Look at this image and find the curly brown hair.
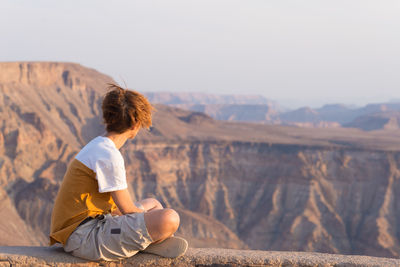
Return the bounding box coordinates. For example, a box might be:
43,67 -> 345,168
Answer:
101,83 -> 153,133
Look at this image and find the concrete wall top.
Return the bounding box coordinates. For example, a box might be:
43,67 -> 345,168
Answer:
1,246 -> 400,267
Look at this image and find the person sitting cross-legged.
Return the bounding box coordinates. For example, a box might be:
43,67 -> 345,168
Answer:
49,84 -> 188,261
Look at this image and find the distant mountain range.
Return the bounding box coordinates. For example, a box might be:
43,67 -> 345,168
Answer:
144,93 -> 400,131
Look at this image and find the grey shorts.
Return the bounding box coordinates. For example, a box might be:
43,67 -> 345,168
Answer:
64,213 -> 153,261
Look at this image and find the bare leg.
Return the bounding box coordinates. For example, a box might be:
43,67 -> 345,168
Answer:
144,208 -> 180,243
135,198 -> 163,212
142,208 -> 187,258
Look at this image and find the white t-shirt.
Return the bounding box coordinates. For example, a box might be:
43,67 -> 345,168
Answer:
75,136 -> 127,193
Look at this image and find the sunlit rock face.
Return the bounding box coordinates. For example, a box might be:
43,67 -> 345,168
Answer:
124,141 -> 400,257
1,62 -> 400,258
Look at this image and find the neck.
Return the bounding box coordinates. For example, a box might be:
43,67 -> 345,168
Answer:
104,131 -> 129,149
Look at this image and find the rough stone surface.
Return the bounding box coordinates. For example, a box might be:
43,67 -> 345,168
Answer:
0,247 -> 400,267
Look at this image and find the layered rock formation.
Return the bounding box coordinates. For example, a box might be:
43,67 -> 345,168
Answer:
0,62 -> 246,249
146,92 -> 400,130
344,111 -> 400,131
1,62 -> 400,258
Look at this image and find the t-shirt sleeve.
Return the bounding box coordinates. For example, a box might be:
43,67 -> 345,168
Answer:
94,158 -> 128,193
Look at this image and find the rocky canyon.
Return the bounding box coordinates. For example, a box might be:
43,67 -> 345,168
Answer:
1,62 -> 400,258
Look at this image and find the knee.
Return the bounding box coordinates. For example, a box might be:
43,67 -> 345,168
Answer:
152,198 -> 163,209
145,198 -> 163,210
144,208 -> 180,241
160,208 -> 180,233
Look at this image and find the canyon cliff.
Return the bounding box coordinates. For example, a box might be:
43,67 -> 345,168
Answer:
1,62 -> 400,258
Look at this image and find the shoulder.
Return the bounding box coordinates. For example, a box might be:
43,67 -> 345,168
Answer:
99,138 -> 124,163
100,147 -> 124,165
76,136 -> 124,169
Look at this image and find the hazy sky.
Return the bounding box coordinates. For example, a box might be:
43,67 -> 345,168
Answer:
1,0 -> 400,108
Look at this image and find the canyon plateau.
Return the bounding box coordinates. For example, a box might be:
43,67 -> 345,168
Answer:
1,62 -> 400,259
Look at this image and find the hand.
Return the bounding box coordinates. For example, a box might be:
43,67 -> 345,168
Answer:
111,189 -> 144,214
111,207 -> 123,216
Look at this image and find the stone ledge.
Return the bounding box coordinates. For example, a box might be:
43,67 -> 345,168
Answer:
0,246 -> 399,267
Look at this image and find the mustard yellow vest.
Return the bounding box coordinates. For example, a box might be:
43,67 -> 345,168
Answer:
50,159 -> 116,245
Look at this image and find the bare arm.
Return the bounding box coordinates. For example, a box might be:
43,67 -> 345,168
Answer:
111,189 -> 144,215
